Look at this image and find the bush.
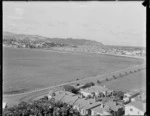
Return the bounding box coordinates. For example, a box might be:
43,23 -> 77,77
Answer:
113,75 -> 116,79
76,83 -> 80,86
63,85 -> 79,94
106,78 -> 109,81
130,71 -> 132,73
119,73 -> 122,77
82,82 -> 95,89
97,80 -> 101,84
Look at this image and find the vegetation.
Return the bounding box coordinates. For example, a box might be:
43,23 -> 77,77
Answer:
125,72 -> 128,75
97,80 -> 101,84
63,85 -> 79,94
76,83 -> 80,86
3,97 -> 84,116
113,75 -> 117,79
106,78 -> 109,81
3,31 -> 104,49
81,82 -> 95,89
119,73 -> 122,77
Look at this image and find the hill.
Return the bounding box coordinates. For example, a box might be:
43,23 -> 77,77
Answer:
3,31 -> 104,48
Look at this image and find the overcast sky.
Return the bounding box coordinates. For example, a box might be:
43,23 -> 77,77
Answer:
3,1 -> 146,47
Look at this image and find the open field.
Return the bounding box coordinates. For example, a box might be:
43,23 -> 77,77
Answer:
3,47 -> 145,94
102,70 -> 146,92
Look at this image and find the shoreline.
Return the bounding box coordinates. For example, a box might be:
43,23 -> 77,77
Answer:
3,46 -> 146,60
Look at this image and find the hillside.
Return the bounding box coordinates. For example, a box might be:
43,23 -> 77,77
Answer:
3,31 -> 104,48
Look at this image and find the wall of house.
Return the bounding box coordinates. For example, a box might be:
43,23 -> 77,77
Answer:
91,110 -> 103,116
125,105 -> 144,115
80,91 -> 91,97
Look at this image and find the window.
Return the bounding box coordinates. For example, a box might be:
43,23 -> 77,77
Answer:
130,108 -> 133,111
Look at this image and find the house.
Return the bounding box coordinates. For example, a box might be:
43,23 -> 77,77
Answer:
79,85 -> 110,98
91,101 -> 124,116
125,101 -> 146,115
91,104 -> 111,116
73,98 -> 102,115
123,91 -> 140,103
3,102 -> 7,109
52,91 -> 77,104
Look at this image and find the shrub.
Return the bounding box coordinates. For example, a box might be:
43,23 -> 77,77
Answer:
76,78 -> 79,81
97,80 -> 101,84
130,71 -> 132,73
125,72 -> 128,75
82,82 -> 95,89
119,73 -> 122,77
106,78 -> 109,81
113,75 -> 116,79
76,83 -> 80,86
63,85 -> 79,94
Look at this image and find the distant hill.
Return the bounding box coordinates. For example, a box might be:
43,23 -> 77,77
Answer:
3,31 -> 104,47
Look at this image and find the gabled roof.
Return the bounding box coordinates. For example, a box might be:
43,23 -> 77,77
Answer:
73,98 -> 101,110
91,104 -> 110,114
105,101 -> 123,111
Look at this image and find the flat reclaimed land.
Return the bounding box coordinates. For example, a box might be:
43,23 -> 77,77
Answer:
102,70 -> 146,92
3,47 -> 145,94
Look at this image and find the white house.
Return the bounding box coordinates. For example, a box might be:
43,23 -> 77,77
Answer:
3,102 -> 7,109
79,85 -> 110,98
125,101 -> 146,115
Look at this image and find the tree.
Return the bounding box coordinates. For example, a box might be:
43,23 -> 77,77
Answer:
113,75 -> 117,79
76,83 -> 80,86
97,80 -> 101,84
119,73 -> 122,77
106,78 -> 109,81
125,72 -> 128,75
82,82 -> 95,89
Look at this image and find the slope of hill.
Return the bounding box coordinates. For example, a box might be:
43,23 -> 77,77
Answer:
3,31 -> 104,48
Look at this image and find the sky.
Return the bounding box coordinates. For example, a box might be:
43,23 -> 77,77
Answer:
3,1 -> 146,47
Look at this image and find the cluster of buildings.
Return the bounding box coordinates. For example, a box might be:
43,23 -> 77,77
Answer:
102,48 -> 146,57
48,85 -> 146,116
54,46 -> 146,58
3,39 -> 65,49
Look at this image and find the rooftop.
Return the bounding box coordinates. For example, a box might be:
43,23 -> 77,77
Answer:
126,101 -> 146,112
80,85 -> 109,93
91,104 -> 110,114
105,101 -> 123,111
74,98 -> 102,110
124,91 -> 140,98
